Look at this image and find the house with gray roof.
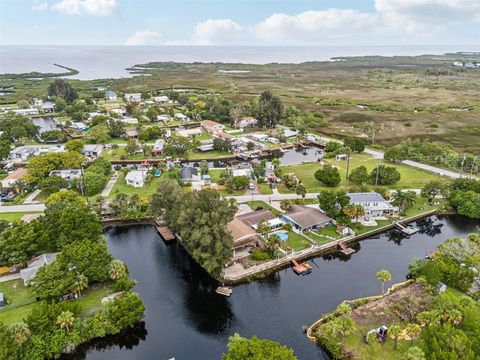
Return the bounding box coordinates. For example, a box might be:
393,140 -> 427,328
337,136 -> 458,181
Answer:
347,192 -> 394,218
20,253 -> 59,285
280,205 -> 332,233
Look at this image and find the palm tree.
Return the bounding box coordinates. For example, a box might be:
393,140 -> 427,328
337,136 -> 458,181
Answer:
265,235 -> 281,255
342,204 -> 357,218
405,323 -> 421,343
295,183 -> 306,202
417,310 -> 440,327
71,274 -> 88,298
280,199 -> 292,212
56,311 -> 75,332
375,269 -> 392,296
322,319 -> 341,338
9,322 -> 30,346
355,205 -> 365,222
392,190 -> 417,214
337,315 -> 355,337
388,324 -> 402,350
335,303 -> 352,316
108,259 -> 127,280
405,346 -> 426,360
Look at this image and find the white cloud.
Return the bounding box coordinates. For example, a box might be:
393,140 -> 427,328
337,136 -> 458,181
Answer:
193,19 -> 242,45
253,9 -> 379,43
31,1 -> 49,11
51,0 -> 117,16
126,31 -> 162,46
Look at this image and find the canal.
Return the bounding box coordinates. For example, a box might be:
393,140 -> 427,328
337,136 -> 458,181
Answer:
70,215 -> 479,360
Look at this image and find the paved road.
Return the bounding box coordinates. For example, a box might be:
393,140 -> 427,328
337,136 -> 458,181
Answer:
363,148 -> 474,179
0,204 -> 46,213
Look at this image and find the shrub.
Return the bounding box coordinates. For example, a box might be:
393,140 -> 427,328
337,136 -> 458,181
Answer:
251,249 -> 271,261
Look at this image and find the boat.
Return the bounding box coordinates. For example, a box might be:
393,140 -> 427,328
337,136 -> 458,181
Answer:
215,286 -> 233,296
292,259 -> 312,275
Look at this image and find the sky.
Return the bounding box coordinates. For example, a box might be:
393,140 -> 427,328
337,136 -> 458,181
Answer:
0,0 -> 479,46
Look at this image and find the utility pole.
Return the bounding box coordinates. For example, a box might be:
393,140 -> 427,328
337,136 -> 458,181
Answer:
375,159 -> 381,186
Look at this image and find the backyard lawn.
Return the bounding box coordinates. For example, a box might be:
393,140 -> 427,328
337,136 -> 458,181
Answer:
108,171 -> 164,198
279,231 -> 310,251
246,201 -> 281,216
0,212 -> 42,222
279,153 -> 445,193
258,182 -> 273,195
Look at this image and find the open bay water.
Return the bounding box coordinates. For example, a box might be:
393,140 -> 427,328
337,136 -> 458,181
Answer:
0,45 -> 476,80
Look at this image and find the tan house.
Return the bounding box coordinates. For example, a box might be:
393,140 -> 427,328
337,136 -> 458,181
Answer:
227,218 -> 259,258
201,120 -> 225,134
1,168 -> 28,189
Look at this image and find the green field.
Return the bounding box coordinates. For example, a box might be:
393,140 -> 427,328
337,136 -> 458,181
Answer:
279,153 -> 444,193
108,171 -> 164,198
258,182 -> 274,195
0,212 -> 43,222
246,201 -> 280,216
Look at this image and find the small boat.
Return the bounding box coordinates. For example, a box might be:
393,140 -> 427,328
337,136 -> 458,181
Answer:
215,286 -> 233,296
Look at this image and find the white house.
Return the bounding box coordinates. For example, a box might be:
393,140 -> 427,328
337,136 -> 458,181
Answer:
8,146 -> 38,161
15,108 -> 39,116
120,116 -> 139,125
152,139 -> 165,154
238,117 -> 258,129
347,192 -> 395,218
105,91 -> 118,101
156,115 -> 171,123
82,144 -> 104,158
154,95 -> 170,103
125,170 -> 147,188
267,137 -> 279,144
201,120 -> 225,134
249,133 -> 268,142
124,93 -> 141,102
42,102 -> 55,113
49,169 -> 81,182
283,129 -> 298,138
174,113 -> 189,122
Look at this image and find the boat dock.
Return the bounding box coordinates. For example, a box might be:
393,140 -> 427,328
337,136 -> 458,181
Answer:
338,240 -> 355,255
393,221 -> 419,236
215,286 -> 232,296
291,259 -> 312,275
155,222 -> 176,241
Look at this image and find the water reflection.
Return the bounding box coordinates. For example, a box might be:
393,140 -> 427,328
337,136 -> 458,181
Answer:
417,217 -> 443,237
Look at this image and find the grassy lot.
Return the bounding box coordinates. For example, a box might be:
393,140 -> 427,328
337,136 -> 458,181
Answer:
246,201 -> 281,216
258,182 -> 273,195
314,225 -> 341,239
208,169 -> 223,183
0,212 -> 43,222
279,153 -> 445,193
108,171 -> 163,198
186,150 -> 231,159
279,231 -> 310,251
402,198 -> 448,218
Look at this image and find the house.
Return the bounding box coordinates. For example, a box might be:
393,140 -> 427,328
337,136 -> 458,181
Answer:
216,131 -> 233,141
37,145 -> 65,155
176,127 -> 203,137
8,146 -> 38,161
156,115 -> 171,123
174,113 -> 189,122
152,139 -> 165,154
124,129 -> 138,138
249,133 -> 268,142
267,137 -> 279,144
20,253 -> 59,285
82,144 -> 104,158
49,169 -> 81,182
154,95 -> 170,103
238,117 -> 258,129
42,102 -> 55,113
227,218 -> 260,258
120,116 -> 139,125
125,170 -> 147,188
124,93 -> 141,102
197,139 -> 214,152
15,108 -> 39,116
201,120 -> 225,134
283,129 -> 298,138
306,134 -> 317,142
105,90 -> 118,101
71,122 -> 88,131
280,205 -> 332,232
237,209 -> 282,230
1,168 -> 28,189
180,167 -> 200,183
110,108 -> 126,116
347,192 -> 395,218
336,154 -> 348,161
265,162 -> 275,177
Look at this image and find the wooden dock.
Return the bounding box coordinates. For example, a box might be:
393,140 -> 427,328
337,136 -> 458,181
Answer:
156,224 -> 176,241
291,259 -> 312,275
393,221 -> 419,236
338,240 -> 355,255
215,286 -> 232,296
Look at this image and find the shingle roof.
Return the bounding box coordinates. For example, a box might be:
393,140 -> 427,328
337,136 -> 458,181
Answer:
227,218 -> 257,245
237,209 -> 276,227
283,205 -> 332,229
180,167 -> 198,180
348,192 -> 387,203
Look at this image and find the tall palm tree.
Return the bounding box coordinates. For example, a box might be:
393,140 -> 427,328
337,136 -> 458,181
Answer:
56,311 -> 75,332
265,235 -> 281,255
388,324 -> 402,350
108,259 -> 127,280
9,322 -> 30,346
392,190 -> 417,214
335,303 -> 352,316
295,183 -> 306,202
355,205 -> 365,222
71,274 -> 88,298
375,269 -> 392,296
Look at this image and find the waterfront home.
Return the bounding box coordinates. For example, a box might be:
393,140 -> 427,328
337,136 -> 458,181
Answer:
201,120 -> 225,134
180,167 -> 200,183
110,108 -> 127,116
283,129 -> 298,138
82,144 -> 104,159
249,133 -> 268,142
124,93 -> 141,102
265,162 -> 275,177
238,116 -> 258,129
15,108 -> 39,116
174,113 -> 189,122
49,169 -> 81,182
237,209 -> 282,231
1,168 -> 28,189
125,170 -> 147,188
36,145 -> 65,155
306,134 -> 317,142
280,205 -> 333,233
267,137 -> 279,144
120,116 -> 139,125
176,127 -> 203,137
216,131 -> 233,141
227,218 -> 260,258
105,90 -> 118,100
152,139 -> 165,154
42,102 -> 55,113
347,192 -> 395,218
154,95 -> 170,103
20,253 -> 59,286
71,122 -> 88,131
8,146 -> 38,161
197,139 -> 214,152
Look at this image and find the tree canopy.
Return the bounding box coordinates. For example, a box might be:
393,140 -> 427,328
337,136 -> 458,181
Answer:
222,334 -> 297,360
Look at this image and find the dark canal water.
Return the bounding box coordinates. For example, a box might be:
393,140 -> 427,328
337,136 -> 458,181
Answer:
70,215 -> 479,360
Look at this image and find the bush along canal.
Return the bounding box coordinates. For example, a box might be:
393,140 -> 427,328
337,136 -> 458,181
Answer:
66,215 -> 479,360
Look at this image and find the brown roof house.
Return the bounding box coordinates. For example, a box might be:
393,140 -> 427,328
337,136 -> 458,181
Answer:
280,205 -> 332,232
237,209 -> 283,230
227,218 -> 260,258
